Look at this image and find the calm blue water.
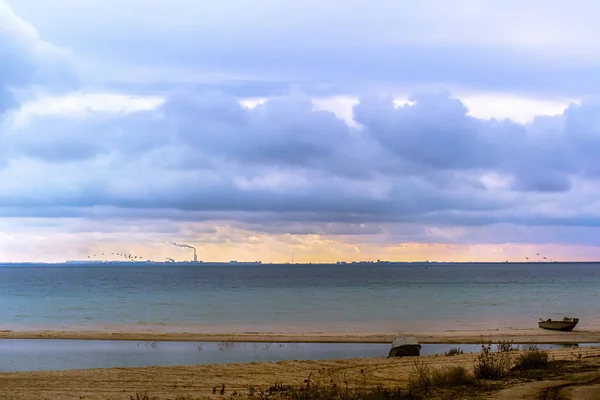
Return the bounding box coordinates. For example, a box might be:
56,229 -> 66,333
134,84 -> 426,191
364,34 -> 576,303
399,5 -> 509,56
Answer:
0,340 -> 589,372
1,262 -> 599,332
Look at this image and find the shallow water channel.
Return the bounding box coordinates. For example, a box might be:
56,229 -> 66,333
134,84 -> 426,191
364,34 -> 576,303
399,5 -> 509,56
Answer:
0,340 -> 591,372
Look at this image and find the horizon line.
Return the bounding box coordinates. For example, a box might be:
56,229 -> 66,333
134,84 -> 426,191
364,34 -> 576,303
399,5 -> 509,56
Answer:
1,260 -> 599,265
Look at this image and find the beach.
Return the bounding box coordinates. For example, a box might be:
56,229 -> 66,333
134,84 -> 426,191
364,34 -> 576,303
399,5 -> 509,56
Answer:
3,263 -> 600,397
1,346 -> 599,400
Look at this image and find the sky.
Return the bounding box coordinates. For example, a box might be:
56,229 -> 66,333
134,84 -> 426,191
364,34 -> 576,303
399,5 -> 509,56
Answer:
2,0 -> 600,263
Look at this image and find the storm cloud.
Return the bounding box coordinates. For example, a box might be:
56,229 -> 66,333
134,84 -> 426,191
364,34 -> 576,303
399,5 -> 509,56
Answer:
4,1 -> 600,262
3,87 -> 599,229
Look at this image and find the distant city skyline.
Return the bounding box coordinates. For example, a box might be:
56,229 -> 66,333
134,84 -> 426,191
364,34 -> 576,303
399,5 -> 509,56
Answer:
3,1 -> 600,263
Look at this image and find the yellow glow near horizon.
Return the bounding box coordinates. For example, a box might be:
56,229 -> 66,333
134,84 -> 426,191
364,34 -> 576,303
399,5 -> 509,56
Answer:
2,226 -> 600,263
2,219 -> 599,263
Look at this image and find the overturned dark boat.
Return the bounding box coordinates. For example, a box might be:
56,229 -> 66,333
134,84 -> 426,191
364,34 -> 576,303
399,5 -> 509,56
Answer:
388,336 -> 422,357
538,317 -> 579,332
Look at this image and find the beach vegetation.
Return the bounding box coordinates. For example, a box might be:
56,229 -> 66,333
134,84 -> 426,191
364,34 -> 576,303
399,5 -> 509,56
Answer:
430,365 -> 477,387
496,340 -> 516,353
512,345 -> 549,372
443,347 -> 463,356
125,344 -> 593,400
130,394 -> 150,400
407,360 -> 477,395
252,361 -> 479,400
571,352 -> 584,362
473,340 -> 512,380
259,379 -> 420,399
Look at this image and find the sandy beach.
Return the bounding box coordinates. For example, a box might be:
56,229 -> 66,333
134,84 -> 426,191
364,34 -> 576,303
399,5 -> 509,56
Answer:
2,328 -> 600,344
1,346 -> 599,400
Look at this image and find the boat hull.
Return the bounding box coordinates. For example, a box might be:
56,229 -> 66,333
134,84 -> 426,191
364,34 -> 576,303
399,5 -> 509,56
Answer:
538,318 -> 579,332
388,344 -> 422,357
388,336 -> 422,357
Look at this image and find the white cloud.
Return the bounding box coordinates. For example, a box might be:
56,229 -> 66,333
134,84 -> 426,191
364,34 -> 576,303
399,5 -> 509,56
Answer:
459,93 -> 576,123
311,93 -> 575,125
312,96 -> 360,127
239,98 -> 268,109
10,92 -> 164,128
478,173 -> 513,191
8,91 -> 573,131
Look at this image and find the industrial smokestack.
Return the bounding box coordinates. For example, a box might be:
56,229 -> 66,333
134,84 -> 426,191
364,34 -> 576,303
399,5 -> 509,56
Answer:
170,242 -> 198,262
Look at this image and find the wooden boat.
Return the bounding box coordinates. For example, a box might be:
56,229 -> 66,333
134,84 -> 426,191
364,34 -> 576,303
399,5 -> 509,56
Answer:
388,336 -> 422,357
538,317 -> 579,332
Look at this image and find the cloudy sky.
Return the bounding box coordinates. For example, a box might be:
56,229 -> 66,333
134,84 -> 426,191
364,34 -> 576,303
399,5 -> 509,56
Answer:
3,0 -> 600,263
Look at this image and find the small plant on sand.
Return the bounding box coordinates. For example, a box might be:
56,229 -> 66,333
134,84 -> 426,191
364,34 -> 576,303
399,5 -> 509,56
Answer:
473,340 -> 512,380
444,347 -> 463,357
260,372 -> 423,400
496,340 -> 516,353
262,382 -> 418,400
571,352 -> 583,362
408,359 -> 433,393
512,345 -> 549,372
431,366 -> 477,387
130,394 -> 150,400
408,360 -> 477,395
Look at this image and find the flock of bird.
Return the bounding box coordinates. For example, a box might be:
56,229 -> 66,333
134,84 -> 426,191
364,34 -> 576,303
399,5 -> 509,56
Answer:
87,254 -> 178,262
525,253 -> 553,262
87,253 -> 144,260
87,253 -> 553,263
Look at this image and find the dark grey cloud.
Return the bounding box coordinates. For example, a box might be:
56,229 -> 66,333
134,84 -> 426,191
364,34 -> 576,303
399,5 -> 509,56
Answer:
5,87 -> 598,234
164,90 -> 354,170
425,223 -> 600,247
354,91 -> 505,170
10,109 -> 166,163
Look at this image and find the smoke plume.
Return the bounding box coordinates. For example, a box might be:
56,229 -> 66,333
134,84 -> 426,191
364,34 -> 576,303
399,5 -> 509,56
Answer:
170,241 -> 196,250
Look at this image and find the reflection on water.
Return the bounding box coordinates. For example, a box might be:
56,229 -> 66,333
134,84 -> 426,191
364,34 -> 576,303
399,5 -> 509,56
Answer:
0,340 -> 594,372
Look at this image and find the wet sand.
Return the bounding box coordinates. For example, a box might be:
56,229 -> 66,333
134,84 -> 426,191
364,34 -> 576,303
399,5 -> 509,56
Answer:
1,346 -> 599,400
2,328 -> 600,344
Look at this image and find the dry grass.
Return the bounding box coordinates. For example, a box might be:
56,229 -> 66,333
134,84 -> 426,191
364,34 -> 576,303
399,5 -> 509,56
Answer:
473,341 -> 513,380
512,345 -> 549,372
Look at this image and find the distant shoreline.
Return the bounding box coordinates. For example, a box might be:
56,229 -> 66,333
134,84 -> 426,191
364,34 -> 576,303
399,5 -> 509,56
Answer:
1,261 -> 600,266
2,328 -> 600,344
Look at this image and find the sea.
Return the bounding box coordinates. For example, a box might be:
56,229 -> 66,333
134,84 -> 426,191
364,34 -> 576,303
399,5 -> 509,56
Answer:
2,262 -> 599,333
1,262 -> 599,371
